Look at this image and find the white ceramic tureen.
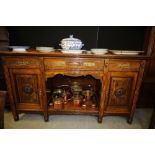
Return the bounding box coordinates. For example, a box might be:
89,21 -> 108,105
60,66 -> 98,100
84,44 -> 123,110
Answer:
59,35 -> 84,50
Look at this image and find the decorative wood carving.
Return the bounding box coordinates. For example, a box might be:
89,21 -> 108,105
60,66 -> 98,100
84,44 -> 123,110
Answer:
23,85 -> 33,94
107,77 -> 133,106
4,57 -> 41,68
114,88 -> 126,97
15,75 -> 38,103
108,60 -> 141,71
1,52 -> 148,123
45,71 -> 104,81
44,58 -> 104,71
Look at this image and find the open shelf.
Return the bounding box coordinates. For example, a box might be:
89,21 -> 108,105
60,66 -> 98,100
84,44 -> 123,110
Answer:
46,74 -> 101,115
48,100 -> 99,114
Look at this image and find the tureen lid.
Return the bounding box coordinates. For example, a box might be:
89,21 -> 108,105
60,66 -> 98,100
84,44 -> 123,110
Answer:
61,35 -> 81,42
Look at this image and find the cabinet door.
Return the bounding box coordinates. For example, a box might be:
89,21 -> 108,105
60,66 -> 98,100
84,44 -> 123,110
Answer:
104,72 -> 138,114
9,68 -> 44,111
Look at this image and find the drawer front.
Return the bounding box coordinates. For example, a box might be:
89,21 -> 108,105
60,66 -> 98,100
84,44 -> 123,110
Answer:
108,60 -> 141,71
44,58 -> 104,71
3,57 -> 41,68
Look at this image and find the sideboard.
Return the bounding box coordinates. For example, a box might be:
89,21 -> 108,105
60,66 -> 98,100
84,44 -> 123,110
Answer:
0,51 -> 150,123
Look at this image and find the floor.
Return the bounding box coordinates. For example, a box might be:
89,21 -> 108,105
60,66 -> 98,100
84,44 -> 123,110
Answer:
4,108 -> 153,129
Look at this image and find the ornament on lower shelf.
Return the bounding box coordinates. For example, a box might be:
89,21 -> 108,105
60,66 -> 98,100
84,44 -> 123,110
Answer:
53,96 -> 63,110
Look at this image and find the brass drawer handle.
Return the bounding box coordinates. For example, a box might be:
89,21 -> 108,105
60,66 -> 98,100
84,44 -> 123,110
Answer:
16,61 -> 29,66
117,64 -> 130,69
52,61 -> 66,67
68,62 -> 80,66
83,62 -> 96,67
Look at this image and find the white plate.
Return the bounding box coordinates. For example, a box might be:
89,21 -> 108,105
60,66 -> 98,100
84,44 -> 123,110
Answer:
121,50 -> 144,53
121,52 -> 140,55
93,52 -> 108,55
9,46 -> 30,52
111,50 -> 144,55
61,50 -> 83,54
36,47 -> 55,52
91,48 -> 108,54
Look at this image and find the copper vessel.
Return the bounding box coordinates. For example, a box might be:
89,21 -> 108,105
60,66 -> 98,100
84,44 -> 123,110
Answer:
71,82 -> 82,95
53,96 -> 63,110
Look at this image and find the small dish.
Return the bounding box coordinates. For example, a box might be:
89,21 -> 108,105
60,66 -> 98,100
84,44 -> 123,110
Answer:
9,46 -> 30,52
91,48 -> 108,55
36,47 -> 55,52
111,50 -> 144,55
121,52 -> 140,55
121,50 -> 144,55
111,50 -> 122,55
61,50 -> 83,54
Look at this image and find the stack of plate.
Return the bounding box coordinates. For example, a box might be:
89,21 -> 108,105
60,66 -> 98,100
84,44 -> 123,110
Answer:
91,49 -> 108,55
36,47 -> 55,52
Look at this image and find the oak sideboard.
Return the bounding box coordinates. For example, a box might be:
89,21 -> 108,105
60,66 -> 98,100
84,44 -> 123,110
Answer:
0,51 -> 150,123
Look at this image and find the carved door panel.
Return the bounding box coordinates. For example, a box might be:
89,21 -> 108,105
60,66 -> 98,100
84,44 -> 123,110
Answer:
104,72 -> 138,114
9,68 -> 44,111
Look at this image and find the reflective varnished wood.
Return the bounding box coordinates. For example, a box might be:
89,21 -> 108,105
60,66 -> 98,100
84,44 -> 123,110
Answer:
0,91 -> 6,129
149,109 -> 155,128
0,51 -> 149,123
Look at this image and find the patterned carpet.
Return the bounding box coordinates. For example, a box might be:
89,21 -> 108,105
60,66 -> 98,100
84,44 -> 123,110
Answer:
4,108 -> 153,129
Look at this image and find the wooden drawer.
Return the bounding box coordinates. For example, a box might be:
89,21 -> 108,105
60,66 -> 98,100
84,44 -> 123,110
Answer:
3,57 -> 41,68
108,60 -> 141,71
44,58 -> 104,71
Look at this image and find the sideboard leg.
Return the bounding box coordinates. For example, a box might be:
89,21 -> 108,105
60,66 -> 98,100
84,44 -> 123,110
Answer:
44,113 -> 49,122
98,117 -> 102,123
13,113 -> 19,121
149,109 -> 155,129
127,116 -> 133,124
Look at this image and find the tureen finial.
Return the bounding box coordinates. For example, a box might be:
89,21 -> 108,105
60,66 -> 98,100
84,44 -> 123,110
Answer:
70,35 -> 73,38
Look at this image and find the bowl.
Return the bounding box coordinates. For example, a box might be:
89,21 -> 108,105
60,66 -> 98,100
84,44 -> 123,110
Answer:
9,46 -> 30,52
36,47 -> 55,52
91,48 -> 108,54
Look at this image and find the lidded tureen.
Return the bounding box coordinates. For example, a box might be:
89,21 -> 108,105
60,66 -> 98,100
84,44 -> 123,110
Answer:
59,35 -> 84,50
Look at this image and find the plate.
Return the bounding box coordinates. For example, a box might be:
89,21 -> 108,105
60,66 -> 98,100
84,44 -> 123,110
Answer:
36,47 -> 55,52
9,46 -> 30,52
111,50 -> 144,55
121,52 -> 140,55
91,48 -> 108,55
61,50 -> 84,54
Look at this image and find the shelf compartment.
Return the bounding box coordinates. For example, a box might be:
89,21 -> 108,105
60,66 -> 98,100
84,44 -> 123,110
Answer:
48,101 -> 99,114
46,74 -> 101,115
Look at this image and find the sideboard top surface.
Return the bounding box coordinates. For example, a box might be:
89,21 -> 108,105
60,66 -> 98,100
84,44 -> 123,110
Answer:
0,51 -> 151,60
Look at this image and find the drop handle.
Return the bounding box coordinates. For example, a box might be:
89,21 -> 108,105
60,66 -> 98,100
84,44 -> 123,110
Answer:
117,64 -> 130,69
68,62 -> 80,66
16,60 -> 29,65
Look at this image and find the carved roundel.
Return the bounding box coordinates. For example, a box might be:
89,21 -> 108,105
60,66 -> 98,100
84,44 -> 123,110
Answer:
23,85 -> 33,94
114,88 -> 126,97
